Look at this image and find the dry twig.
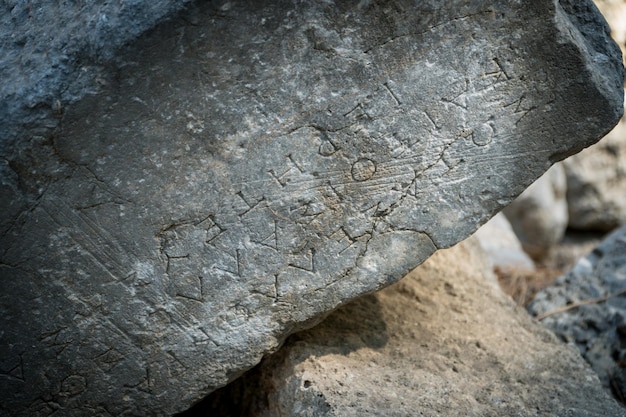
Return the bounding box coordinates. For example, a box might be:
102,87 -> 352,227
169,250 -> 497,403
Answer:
534,288 -> 626,321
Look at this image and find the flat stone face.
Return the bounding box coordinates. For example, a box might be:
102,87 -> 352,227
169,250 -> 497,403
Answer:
0,1 -> 622,415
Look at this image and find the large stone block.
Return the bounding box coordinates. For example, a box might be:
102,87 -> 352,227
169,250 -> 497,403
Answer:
0,0 -> 623,415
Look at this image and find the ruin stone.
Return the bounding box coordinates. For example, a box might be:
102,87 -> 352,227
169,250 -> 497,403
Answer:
0,0 -> 623,415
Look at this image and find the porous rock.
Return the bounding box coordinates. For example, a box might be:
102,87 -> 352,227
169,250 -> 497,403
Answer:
529,226 -> 626,403
0,0 -> 623,415
187,237 -> 625,417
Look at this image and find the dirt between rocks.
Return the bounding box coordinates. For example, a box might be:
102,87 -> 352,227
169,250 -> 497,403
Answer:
496,230 -> 606,307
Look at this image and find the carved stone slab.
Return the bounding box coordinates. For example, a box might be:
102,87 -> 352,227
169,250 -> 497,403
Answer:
0,0 -> 622,415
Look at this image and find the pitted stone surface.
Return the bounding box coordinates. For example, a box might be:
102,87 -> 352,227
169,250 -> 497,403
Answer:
0,0 -> 623,415
529,226 -> 626,403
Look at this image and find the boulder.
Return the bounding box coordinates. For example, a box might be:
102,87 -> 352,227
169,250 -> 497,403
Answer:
186,237 -> 625,417
0,0 -> 623,415
593,0 -> 626,69
562,0 -> 626,232
503,164 -> 568,259
529,226 -> 626,403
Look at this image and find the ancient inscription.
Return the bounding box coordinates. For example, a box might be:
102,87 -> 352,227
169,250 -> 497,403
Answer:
61,375 -> 87,397
3,0 -> 622,415
472,123 -> 494,146
351,158 -> 377,182
0,354 -> 24,382
94,348 -> 126,372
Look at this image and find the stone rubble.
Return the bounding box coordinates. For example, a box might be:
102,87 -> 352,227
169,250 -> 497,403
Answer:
529,226 -> 626,404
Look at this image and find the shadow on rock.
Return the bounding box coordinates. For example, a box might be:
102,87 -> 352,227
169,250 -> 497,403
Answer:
178,293 -> 388,417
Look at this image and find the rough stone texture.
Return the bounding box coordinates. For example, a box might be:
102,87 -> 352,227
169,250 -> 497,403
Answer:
594,0 -> 626,69
503,164 -> 568,259
186,237 -> 625,417
474,212 -> 535,270
0,1 -> 623,415
561,0 -> 626,232
563,100 -> 626,231
0,0 -> 192,148
529,226 -> 626,404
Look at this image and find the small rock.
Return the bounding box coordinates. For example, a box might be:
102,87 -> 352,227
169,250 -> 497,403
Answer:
503,164 -> 568,259
529,226 -> 626,403
474,212 -> 535,270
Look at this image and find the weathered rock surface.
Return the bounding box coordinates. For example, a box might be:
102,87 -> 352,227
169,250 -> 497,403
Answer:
0,0 -> 191,147
0,1 -> 623,415
186,237 -> 625,417
594,0 -> 626,69
529,226 -> 626,404
503,164 -> 568,258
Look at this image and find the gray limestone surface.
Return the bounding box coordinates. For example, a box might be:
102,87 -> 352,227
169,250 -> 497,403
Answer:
187,237 -> 625,417
0,0 -> 623,415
